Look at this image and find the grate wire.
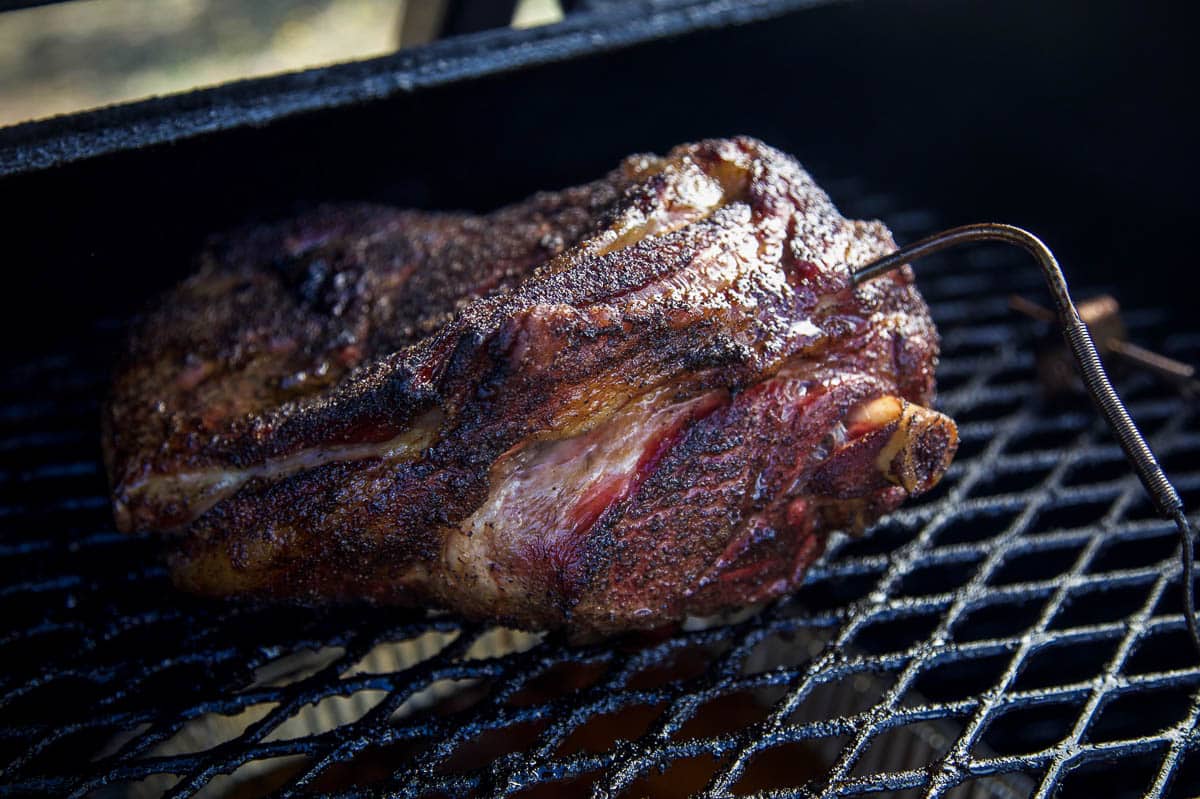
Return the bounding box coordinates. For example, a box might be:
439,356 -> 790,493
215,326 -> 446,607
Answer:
0,184 -> 1197,799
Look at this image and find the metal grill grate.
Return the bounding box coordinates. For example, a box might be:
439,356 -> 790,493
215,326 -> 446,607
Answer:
1,182 -> 1198,799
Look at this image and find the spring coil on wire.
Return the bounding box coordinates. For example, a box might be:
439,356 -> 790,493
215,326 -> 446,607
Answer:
1063,321 -> 1183,512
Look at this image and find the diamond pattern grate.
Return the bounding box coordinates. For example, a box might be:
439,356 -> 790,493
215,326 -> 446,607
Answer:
0,183 -> 1197,799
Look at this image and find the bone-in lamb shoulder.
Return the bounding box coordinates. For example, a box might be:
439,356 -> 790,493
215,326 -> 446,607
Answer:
103,137 -> 957,638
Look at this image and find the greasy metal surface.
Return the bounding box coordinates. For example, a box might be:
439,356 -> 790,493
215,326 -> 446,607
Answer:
0,0 -> 837,177
1,185 -> 1199,798
853,224 -> 1200,654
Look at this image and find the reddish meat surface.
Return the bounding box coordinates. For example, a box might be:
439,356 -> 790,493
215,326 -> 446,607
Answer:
103,137 -> 957,638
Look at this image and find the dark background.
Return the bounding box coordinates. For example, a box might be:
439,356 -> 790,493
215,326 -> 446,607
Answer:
3,0 -> 1196,352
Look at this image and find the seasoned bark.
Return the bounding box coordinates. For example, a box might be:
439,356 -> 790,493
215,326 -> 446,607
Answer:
104,137 -> 956,638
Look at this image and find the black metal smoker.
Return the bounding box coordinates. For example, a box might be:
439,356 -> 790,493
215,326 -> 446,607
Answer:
1,2 -> 1197,797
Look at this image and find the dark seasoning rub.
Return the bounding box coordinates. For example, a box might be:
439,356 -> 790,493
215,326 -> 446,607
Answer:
102,137 -> 957,638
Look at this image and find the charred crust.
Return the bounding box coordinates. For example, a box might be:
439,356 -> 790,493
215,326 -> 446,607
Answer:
106,137 -> 952,637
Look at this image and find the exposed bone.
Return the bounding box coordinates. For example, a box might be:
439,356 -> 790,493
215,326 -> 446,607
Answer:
809,396 -> 957,500
846,394 -> 904,431
873,399 -> 957,494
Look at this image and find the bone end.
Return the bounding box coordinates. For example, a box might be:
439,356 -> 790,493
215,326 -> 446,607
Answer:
871,399 -> 958,494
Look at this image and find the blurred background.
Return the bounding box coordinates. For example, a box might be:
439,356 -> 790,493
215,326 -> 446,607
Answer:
2,0 -> 1195,335
0,0 -> 563,127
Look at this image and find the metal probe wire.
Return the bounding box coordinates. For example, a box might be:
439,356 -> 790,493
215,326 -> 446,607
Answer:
851,223 -> 1200,654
